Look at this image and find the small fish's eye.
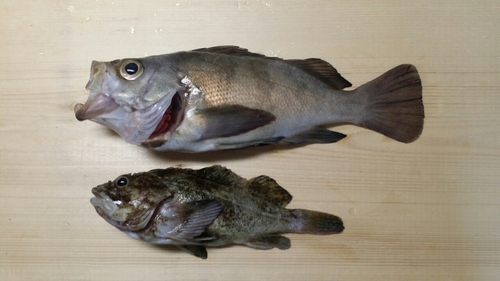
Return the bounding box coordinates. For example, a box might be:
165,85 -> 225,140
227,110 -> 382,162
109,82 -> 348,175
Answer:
120,60 -> 143,80
115,176 -> 129,187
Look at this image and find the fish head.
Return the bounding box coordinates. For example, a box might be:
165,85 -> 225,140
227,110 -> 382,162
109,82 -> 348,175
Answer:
90,171 -> 172,231
75,57 -> 185,145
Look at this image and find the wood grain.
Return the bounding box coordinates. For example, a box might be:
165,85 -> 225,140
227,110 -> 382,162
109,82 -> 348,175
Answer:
1,1 -> 499,280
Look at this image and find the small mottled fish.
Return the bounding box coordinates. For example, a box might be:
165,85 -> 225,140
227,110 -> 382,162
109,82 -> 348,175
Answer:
90,165 -> 344,259
75,46 -> 424,152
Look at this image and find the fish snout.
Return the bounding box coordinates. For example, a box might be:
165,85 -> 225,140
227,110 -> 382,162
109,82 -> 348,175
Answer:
77,60 -> 121,121
90,188 -> 106,208
85,61 -> 105,91
91,187 -> 101,198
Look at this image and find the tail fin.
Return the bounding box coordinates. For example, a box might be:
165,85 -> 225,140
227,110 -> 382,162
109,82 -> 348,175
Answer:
355,64 -> 424,143
291,209 -> 344,235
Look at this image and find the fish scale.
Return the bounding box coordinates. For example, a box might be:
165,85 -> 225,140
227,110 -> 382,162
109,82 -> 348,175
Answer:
75,46 -> 424,152
90,165 -> 344,259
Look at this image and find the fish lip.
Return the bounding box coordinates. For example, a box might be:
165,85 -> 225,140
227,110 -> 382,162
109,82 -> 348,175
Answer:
90,190 -> 114,210
91,188 -> 101,198
74,93 -> 119,121
142,92 -> 185,147
76,61 -> 121,121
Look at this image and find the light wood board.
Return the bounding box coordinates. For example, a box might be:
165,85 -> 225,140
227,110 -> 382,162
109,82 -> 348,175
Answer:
1,1 -> 499,280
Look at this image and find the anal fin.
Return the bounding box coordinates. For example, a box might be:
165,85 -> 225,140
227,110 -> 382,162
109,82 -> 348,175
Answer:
246,234 -> 291,250
176,245 -> 208,259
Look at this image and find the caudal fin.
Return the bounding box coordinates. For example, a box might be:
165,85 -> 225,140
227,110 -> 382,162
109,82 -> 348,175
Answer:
355,64 -> 424,143
291,209 -> 344,235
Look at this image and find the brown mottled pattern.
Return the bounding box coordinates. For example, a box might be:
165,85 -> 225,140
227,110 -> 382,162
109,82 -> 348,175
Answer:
90,166 -> 343,257
150,166 -> 293,244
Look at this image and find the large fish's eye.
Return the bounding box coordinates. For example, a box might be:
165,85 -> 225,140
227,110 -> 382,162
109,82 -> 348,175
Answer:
114,176 -> 129,188
119,60 -> 143,80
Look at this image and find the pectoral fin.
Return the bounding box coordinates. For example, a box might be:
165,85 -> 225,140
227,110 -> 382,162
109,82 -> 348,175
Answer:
280,127 -> 346,144
218,137 -> 285,149
197,105 -> 276,140
168,200 -> 223,241
176,245 -> 208,259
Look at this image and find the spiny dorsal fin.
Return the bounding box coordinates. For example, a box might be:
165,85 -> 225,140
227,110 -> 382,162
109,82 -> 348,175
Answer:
192,45 -> 269,59
247,175 -> 292,207
192,45 -> 352,90
188,165 -> 247,188
184,166 -> 292,207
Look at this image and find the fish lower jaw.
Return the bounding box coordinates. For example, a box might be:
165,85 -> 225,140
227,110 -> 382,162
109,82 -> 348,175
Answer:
91,198 -> 122,220
92,204 -> 152,232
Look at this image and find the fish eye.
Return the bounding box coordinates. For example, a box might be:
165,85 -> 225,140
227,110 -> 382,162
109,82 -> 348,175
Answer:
119,60 -> 143,80
114,176 -> 129,187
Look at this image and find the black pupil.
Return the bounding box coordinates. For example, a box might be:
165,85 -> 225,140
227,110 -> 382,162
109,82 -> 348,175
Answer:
125,63 -> 139,75
116,177 -> 128,187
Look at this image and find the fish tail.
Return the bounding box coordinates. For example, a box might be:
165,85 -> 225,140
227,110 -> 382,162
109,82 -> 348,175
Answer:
290,209 -> 344,235
355,64 -> 424,143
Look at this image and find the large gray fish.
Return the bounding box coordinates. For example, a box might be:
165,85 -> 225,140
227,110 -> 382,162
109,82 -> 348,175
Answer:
90,165 -> 344,259
75,46 -> 424,152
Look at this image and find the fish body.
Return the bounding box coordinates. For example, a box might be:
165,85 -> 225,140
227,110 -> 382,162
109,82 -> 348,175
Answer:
90,165 -> 344,258
75,46 -> 424,152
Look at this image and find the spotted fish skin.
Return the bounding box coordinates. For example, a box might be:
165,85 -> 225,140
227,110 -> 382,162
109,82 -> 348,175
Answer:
90,165 -> 344,259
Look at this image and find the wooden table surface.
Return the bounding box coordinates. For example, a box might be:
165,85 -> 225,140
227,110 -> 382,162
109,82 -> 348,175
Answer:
1,1 -> 499,280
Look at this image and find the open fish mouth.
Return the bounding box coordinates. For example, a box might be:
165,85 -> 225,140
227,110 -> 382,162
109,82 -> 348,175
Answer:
75,91 -> 184,145
90,190 -> 125,225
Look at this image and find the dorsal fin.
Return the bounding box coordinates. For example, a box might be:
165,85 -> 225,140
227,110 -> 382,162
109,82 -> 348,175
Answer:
286,58 -> 352,90
192,45 -> 352,90
192,45 -> 270,59
246,175 -> 292,207
188,165 -> 247,187
181,165 -> 292,207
